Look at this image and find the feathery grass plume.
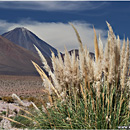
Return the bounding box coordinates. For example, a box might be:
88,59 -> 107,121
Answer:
84,45 -> 88,58
43,78 -> 52,95
114,36 -> 120,81
106,22 -> 116,57
79,47 -> 85,79
93,26 -> 99,62
50,51 -> 62,93
120,38 -> 129,90
31,60 -> 46,82
12,93 -> 25,106
106,31 -> 116,83
120,38 -> 126,74
106,21 -> 116,42
103,39 -> 109,78
54,57 -> 64,87
50,50 -> 61,76
63,46 -> 72,84
51,50 -> 56,71
71,50 -> 80,84
57,50 -> 64,82
83,45 -> 90,82
95,81 -> 101,98
93,34 -> 104,82
116,35 -> 121,79
69,23 -> 87,83
99,34 -> 104,61
85,50 -> 94,82
93,56 -> 102,98
94,58 -> 102,81
69,22 -> 84,52
34,44 -> 51,73
106,21 -> 120,81
32,61 -> 61,98
107,51 -> 115,84
117,35 -> 121,62
49,71 -> 62,95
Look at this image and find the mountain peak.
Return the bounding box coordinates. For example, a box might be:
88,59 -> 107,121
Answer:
13,27 -> 28,32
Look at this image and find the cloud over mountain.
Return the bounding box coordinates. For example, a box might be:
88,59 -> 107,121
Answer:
0,20 -> 107,53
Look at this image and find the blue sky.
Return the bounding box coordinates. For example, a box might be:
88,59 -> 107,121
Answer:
0,1 -> 130,52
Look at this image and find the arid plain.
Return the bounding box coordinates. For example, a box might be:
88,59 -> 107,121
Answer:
0,75 -> 43,97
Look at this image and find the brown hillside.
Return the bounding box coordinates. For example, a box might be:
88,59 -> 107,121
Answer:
0,35 -> 42,75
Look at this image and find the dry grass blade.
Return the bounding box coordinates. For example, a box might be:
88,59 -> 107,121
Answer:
93,26 -> 99,62
80,84 -> 87,122
31,101 -> 42,114
31,61 -> 61,98
106,21 -> 115,37
18,114 -> 40,127
31,60 -> 46,82
11,104 -> 34,117
42,89 -> 53,105
12,93 -> 25,106
69,22 -> 84,52
99,34 -> 103,60
0,115 -> 27,127
80,84 -> 86,102
51,50 -> 56,71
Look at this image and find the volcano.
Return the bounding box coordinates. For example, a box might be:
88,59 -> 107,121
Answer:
2,27 -> 58,57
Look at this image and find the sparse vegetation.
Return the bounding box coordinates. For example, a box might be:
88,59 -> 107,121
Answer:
0,22 -> 130,129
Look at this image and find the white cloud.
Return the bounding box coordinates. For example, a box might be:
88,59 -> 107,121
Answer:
0,1 -> 107,11
0,19 -> 108,53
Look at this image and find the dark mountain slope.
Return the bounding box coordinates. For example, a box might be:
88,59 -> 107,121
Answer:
0,35 -> 41,75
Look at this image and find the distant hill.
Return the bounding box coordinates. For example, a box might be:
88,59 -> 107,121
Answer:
0,35 -> 42,75
69,49 -> 95,59
62,49 -> 95,60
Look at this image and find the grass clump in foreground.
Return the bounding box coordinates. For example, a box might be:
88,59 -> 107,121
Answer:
1,22 -> 129,129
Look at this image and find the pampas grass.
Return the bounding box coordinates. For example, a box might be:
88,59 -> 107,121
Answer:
120,38 -> 129,90
2,22 -> 129,129
29,22 -> 129,129
93,27 -> 99,62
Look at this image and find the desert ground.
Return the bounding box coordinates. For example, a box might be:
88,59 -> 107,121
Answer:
0,75 -> 43,97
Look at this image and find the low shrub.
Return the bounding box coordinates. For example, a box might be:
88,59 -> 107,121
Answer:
2,96 -> 14,103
